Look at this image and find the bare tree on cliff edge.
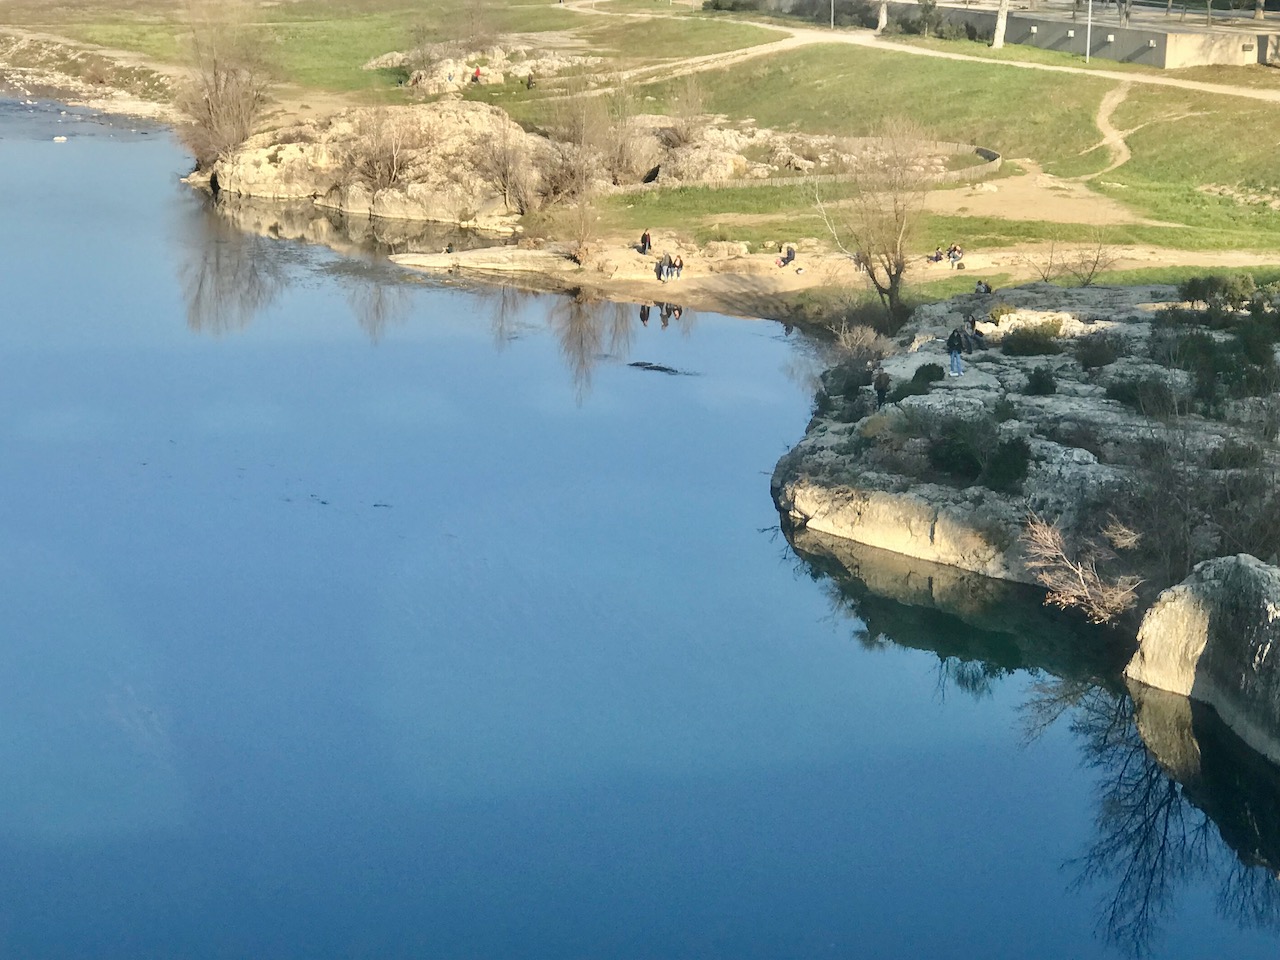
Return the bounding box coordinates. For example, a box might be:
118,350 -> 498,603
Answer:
815,118 -> 929,330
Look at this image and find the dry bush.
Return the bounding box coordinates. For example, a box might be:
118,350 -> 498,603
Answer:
344,109 -> 431,192
1019,236 -> 1064,283
829,321 -> 891,364
537,141 -> 594,206
1022,513 -> 1142,624
1066,230 -> 1120,287
663,73 -> 706,148
475,123 -> 536,213
177,0 -> 271,169
601,77 -> 648,185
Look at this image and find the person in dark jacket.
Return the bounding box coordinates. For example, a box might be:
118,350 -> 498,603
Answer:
640,229 -> 652,255
873,366 -> 891,408
946,327 -> 965,377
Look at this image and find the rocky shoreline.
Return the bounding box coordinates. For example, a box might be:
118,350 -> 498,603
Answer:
774,279 -> 1280,763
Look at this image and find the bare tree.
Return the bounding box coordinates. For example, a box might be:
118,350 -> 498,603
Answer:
664,72 -> 706,148
601,75 -> 649,185
1066,229 -> 1121,287
177,0 -> 271,169
816,118 -> 930,326
1019,235 -> 1064,282
476,121 -> 535,213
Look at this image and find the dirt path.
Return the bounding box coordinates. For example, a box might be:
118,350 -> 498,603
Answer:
1078,81 -> 1133,180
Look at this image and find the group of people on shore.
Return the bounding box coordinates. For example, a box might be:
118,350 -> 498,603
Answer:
926,244 -> 965,268
639,231 -> 684,282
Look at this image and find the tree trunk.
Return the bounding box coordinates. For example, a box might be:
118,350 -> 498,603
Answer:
991,0 -> 1010,47
1205,0 -> 1212,25
1166,0 -> 1172,16
1256,0 -> 1265,20
876,0 -> 888,32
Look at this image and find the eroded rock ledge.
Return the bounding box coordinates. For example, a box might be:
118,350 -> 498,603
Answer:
1128,555 -> 1280,765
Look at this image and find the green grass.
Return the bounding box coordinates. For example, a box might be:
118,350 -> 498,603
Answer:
579,16 -> 785,59
884,33 -> 1159,73
652,44 -> 1113,178
1088,265 -> 1280,287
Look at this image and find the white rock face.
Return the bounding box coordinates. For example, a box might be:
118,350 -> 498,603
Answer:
1126,555 -> 1280,764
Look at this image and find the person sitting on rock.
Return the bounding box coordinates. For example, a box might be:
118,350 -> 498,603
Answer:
948,244 -> 964,268
472,66 -> 482,83
975,279 -> 991,295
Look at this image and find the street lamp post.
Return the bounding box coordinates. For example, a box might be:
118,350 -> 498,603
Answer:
1085,0 -> 1093,62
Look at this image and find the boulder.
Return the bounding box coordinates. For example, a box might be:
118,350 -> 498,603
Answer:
1126,554 -> 1280,765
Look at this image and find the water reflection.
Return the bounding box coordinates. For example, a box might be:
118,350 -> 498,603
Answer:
179,203 -> 287,336
179,198 -> 713,399
787,525 -> 1280,957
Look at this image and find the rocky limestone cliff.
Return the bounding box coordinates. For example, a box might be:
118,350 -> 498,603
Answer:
773,282 -> 1273,589
1127,555 -> 1280,765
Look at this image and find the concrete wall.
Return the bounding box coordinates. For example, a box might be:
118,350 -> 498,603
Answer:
882,1 -> 1268,67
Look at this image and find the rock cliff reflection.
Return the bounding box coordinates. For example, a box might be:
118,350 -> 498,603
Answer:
179,196 -> 702,399
790,526 -> 1280,957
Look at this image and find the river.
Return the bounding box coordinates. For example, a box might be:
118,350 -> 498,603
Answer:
2,97 -> 1279,959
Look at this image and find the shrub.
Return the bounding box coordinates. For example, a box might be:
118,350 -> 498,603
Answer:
1178,272 -> 1256,311
1025,365 -> 1057,396
982,437 -> 1031,492
928,431 -> 984,482
913,363 -> 945,384
1209,439 -> 1264,470
988,303 -> 1017,324
1106,376 -> 1177,416
993,396 -> 1018,422
1074,332 -> 1126,369
927,416 -> 1030,492
1001,320 -> 1063,356
888,379 -> 931,403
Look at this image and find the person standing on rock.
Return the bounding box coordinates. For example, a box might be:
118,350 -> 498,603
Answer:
873,365 -> 891,409
870,368 -> 890,409
946,327 -> 965,377
640,229 -> 652,255
673,255 -> 683,279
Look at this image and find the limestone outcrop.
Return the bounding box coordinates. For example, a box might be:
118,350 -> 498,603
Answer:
210,100 -> 552,233
773,281 -> 1278,595
1127,555 -> 1280,764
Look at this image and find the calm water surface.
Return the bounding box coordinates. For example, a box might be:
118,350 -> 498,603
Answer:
2,99 -> 1280,959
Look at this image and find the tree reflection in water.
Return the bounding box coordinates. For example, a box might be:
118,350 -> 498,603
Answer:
787,526 -> 1280,957
180,198 -> 290,335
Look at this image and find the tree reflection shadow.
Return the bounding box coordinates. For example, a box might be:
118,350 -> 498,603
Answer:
787,525 -> 1280,957
180,197 -> 290,335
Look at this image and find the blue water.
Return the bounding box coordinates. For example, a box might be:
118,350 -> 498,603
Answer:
1,98 -> 1278,959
